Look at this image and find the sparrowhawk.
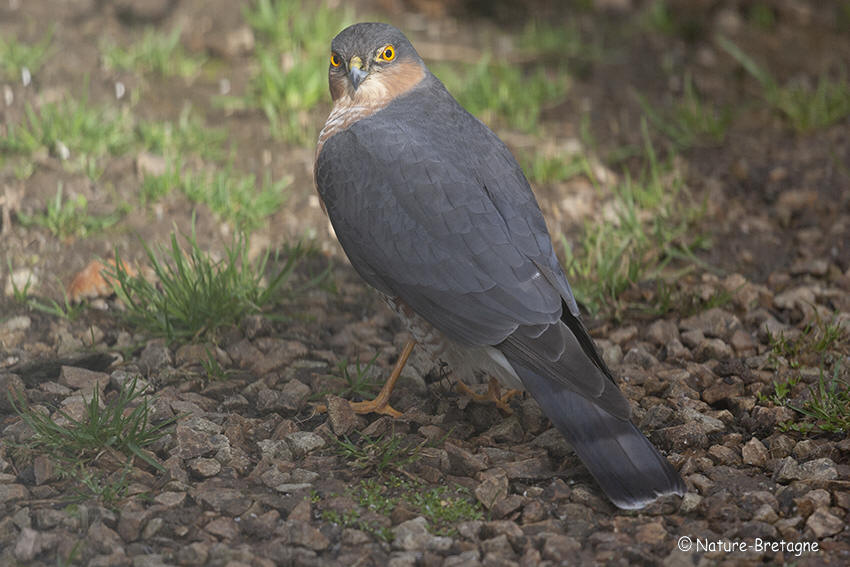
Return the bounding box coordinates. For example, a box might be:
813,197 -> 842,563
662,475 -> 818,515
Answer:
314,22 -> 685,509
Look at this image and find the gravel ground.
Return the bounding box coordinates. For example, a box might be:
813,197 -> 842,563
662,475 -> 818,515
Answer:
2,0 -> 850,565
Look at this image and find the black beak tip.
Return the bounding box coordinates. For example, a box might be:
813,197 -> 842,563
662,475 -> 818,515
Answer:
349,67 -> 368,90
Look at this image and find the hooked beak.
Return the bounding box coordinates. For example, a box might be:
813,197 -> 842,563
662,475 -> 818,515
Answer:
348,56 -> 368,90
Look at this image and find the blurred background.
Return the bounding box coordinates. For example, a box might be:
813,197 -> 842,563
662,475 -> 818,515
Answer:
1,0 -> 848,314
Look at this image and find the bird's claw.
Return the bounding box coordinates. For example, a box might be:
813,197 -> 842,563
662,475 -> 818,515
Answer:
349,398 -> 403,417
456,378 -> 520,414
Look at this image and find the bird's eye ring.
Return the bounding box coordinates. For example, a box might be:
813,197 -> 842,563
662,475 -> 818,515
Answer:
330,53 -> 341,67
378,45 -> 395,62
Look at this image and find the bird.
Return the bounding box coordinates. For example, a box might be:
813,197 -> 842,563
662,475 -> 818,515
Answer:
314,22 -> 686,509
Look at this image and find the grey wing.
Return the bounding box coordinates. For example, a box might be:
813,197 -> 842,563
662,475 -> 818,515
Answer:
315,96 -> 627,418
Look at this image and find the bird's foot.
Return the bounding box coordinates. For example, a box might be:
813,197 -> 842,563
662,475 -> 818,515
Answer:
456,377 -> 520,414
342,340 -> 416,418
349,398 -> 402,418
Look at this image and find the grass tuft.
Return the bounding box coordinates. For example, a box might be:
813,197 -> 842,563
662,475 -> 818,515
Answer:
236,0 -> 353,144
319,475 -> 482,541
0,29 -> 53,81
10,376 -> 176,471
760,365 -> 850,435
522,151 -> 591,185
560,122 -> 707,316
136,106 -> 227,161
635,74 -> 731,149
434,57 -> 569,133
108,227 -> 308,343
1,94 -> 136,170
101,27 -> 205,78
718,36 -> 850,132
335,432 -> 425,476
16,183 -> 123,239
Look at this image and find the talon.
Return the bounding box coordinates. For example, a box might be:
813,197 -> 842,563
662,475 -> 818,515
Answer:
344,340 -> 415,418
349,398 -> 402,417
457,377 -> 520,414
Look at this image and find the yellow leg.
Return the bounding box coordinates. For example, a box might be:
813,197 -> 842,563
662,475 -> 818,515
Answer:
349,340 -> 416,417
456,377 -> 521,414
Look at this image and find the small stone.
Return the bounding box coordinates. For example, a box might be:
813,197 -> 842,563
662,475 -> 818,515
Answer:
805,509 -> 843,538
392,516 -> 452,551
0,484 -> 30,505
790,258 -> 829,277
680,492 -> 701,513
492,494 -> 524,519
742,438 -> 768,467
608,325 -> 637,345
206,516 -> 238,539
635,520 -> 667,545
774,457 -> 802,482
653,423 -> 709,452
662,341 -> 690,365
793,440 -> 818,461
688,473 -> 714,495
541,533 -> 581,561
774,287 -> 816,311
475,469 -> 509,510
702,378 -> 743,405
623,346 -> 658,368
798,458 -> 838,481
175,542 -> 209,566
532,428 -> 572,459
445,443 -> 487,476
14,527 -> 57,562
680,329 -> 704,349
326,395 -> 361,436
481,520 -> 522,540
142,517 -> 163,539
708,444 -> 740,465
176,424 -> 217,459
285,431 -> 326,457
730,330 -> 757,353
500,456 -> 552,480
484,415 -> 524,443
600,341 -> 623,367
752,504 -> 778,523
521,500 -> 547,524
188,457 -> 221,478
117,501 -> 146,542
647,319 -> 679,345
195,485 -> 251,516
481,534 -> 514,557
767,433 -> 797,458
33,455 -> 56,485
278,379 -> 311,412
680,308 -> 741,340
278,520 -> 330,551
694,338 -> 733,361
139,340 -> 172,372
443,550 -> 481,567
58,366 -> 109,394
153,492 -> 186,507
257,439 -> 293,461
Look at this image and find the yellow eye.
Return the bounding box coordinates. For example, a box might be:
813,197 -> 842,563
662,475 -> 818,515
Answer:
378,45 -> 395,62
330,53 -> 341,67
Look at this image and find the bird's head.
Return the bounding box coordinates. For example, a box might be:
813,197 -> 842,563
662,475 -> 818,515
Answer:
328,22 -> 426,104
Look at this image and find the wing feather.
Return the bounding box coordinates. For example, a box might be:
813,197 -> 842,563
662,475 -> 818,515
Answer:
315,76 -> 618,413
